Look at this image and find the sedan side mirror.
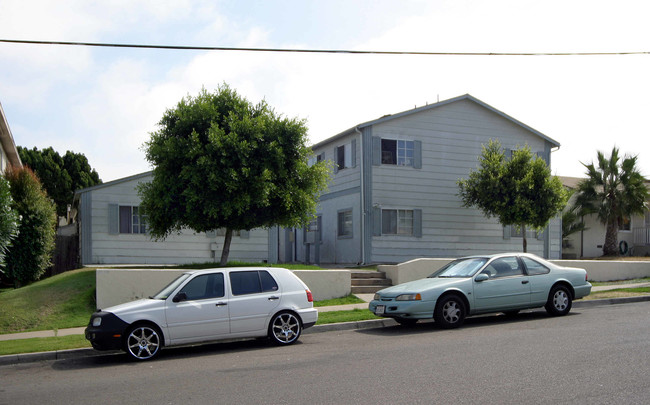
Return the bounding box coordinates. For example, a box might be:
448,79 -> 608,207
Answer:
172,292 -> 187,303
475,273 -> 489,282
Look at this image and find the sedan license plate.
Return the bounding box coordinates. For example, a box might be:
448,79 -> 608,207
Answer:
375,305 -> 385,315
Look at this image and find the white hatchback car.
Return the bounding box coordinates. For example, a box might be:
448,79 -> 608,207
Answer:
85,267 -> 318,360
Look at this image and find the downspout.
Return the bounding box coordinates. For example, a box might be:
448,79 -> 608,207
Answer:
355,126 -> 365,265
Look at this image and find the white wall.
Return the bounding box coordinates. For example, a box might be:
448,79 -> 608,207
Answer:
95,268 -> 352,309
379,257 -> 650,284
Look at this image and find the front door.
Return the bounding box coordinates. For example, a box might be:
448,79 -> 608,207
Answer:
473,257 -> 531,311
165,272 -> 230,344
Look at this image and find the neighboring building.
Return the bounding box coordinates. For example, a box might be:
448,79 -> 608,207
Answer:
0,102 -> 23,172
74,172 -> 272,265
280,94 -> 563,264
560,176 -> 650,258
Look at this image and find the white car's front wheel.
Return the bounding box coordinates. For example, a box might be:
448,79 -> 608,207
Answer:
124,324 -> 162,361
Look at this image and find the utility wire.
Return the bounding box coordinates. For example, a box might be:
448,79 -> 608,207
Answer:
1,38 -> 648,56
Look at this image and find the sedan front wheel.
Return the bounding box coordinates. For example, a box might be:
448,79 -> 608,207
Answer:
434,295 -> 466,329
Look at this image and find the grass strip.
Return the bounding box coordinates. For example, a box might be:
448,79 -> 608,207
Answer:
0,335 -> 91,356
314,294 -> 365,307
316,308 -> 381,325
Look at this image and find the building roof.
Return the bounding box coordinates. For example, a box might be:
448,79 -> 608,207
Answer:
0,102 -> 23,168
74,171 -> 153,198
311,94 -> 560,150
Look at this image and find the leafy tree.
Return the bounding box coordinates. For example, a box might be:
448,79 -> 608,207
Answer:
18,146 -> 102,218
0,175 -> 19,273
139,85 -> 331,265
4,166 -> 57,287
457,139 -> 568,252
574,147 -> 648,256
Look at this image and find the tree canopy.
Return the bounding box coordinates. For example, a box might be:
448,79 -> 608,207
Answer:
574,147 -> 648,256
18,146 -> 102,218
139,85 -> 331,264
457,139 -> 567,252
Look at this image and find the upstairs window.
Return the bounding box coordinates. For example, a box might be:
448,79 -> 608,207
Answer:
381,139 -> 415,166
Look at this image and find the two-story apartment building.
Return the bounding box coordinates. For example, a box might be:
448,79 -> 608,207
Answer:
280,94 -> 562,264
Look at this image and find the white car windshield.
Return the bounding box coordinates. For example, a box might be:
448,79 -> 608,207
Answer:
151,273 -> 192,300
433,258 -> 488,278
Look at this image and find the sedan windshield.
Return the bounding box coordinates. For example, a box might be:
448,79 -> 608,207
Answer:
151,273 -> 191,300
432,258 -> 488,278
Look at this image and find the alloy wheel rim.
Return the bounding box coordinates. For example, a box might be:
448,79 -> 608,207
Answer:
443,301 -> 461,323
553,290 -> 568,311
127,327 -> 160,359
272,314 -> 299,343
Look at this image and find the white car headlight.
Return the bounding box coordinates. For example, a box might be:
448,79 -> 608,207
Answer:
92,317 -> 102,327
395,293 -> 422,301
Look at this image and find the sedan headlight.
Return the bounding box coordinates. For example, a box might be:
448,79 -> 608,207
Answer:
395,293 -> 422,301
92,317 -> 102,327
373,293 -> 381,301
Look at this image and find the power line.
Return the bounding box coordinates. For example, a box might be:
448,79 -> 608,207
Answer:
1,38 -> 648,56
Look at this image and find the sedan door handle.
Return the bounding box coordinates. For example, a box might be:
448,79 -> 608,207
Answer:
268,296 -> 280,301
215,302 -> 227,307
522,280 -> 529,284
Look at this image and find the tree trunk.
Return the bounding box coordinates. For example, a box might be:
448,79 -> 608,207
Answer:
220,228 -> 233,266
603,220 -> 619,256
521,223 -> 528,253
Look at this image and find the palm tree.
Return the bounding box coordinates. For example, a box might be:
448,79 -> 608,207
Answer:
575,147 -> 648,256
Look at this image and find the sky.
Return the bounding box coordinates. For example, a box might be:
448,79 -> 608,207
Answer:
1,0 -> 649,183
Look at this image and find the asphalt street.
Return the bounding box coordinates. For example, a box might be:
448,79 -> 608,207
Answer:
1,301 -> 649,405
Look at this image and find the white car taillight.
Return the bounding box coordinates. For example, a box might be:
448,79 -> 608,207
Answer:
306,289 -> 313,302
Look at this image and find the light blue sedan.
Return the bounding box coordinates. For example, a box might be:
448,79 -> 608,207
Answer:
369,253 -> 591,328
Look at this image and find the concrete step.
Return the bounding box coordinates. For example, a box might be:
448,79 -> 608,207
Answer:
351,285 -> 388,294
350,271 -> 388,279
351,278 -> 392,286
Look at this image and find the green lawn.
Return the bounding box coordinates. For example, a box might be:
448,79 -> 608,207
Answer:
0,268 -> 96,334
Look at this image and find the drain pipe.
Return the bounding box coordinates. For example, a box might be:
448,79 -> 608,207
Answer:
355,126 -> 365,265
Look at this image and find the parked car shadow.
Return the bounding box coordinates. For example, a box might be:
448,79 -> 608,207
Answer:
51,337 -> 291,370
356,308 -> 581,337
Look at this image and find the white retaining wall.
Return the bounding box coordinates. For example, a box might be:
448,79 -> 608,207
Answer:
95,268 -> 351,309
379,258 -> 650,284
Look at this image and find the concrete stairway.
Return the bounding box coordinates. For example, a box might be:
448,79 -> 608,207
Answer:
351,271 -> 392,294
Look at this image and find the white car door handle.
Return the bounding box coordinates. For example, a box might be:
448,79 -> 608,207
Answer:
268,296 -> 280,301
215,302 -> 227,307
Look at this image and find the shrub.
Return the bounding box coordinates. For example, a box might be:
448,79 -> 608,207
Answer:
4,166 -> 57,287
0,174 -> 19,272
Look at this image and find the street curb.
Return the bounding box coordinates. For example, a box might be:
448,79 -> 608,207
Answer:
2,295 -> 649,367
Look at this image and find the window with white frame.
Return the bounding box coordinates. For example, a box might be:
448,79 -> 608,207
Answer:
381,139 -> 414,166
381,209 -> 414,235
337,209 -> 353,238
119,206 -> 147,234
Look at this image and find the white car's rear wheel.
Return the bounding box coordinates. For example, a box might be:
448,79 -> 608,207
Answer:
269,312 -> 302,345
